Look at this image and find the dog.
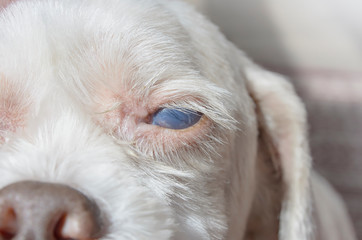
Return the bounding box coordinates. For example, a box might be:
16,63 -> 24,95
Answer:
0,0 -> 357,239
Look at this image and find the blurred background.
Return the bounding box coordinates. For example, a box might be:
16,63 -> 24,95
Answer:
192,0 -> 362,238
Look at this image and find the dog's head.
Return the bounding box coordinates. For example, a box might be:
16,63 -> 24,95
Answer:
0,0 -> 312,239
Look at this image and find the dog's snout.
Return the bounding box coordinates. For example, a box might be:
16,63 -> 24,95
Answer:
0,181 -> 106,240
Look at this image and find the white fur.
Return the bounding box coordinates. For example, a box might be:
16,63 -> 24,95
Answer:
0,0 -> 356,239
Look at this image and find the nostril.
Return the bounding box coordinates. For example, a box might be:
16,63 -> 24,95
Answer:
0,181 -> 107,240
0,207 -> 17,239
54,209 -> 104,240
58,214 -> 83,240
54,213 -> 77,240
54,213 -> 67,240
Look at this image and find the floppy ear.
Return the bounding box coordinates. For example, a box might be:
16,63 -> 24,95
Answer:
244,62 -> 312,240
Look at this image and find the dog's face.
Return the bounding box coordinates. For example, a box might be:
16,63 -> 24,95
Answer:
0,1 -> 312,240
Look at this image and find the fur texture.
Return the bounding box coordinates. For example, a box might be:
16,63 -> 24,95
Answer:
0,0 -> 357,239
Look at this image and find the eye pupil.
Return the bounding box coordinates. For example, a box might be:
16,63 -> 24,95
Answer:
151,108 -> 202,129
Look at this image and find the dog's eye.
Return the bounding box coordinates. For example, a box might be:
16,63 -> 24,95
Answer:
151,108 -> 202,129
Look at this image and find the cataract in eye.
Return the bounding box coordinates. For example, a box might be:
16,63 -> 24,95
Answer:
151,108 -> 202,130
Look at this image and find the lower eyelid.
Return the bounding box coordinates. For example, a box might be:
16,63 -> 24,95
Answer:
134,115 -> 211,153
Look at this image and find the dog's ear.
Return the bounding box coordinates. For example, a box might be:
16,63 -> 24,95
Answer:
244,62 -> 312,240
182,0 -> 203,6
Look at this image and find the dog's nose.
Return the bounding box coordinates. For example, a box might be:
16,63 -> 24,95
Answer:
0,181 -> 106,240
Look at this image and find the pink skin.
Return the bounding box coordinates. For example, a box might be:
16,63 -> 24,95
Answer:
95,89 -> 211,156
0,1 -> 28,142
0,78 -> 29,144
0,0 -> 14,9
0,70 -> 209,152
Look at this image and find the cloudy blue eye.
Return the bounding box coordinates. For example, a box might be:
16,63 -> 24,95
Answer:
151,108 -> 202,130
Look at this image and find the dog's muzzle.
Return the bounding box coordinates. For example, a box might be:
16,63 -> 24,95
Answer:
0,181 -> 106,240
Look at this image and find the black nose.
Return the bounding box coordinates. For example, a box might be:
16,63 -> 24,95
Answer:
0,181 -> 106,240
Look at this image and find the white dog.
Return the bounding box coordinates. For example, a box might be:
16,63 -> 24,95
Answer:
0,0 -> 357,239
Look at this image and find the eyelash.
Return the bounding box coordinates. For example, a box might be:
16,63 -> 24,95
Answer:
96,101 -> 210,156
133,114 -> 212,157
